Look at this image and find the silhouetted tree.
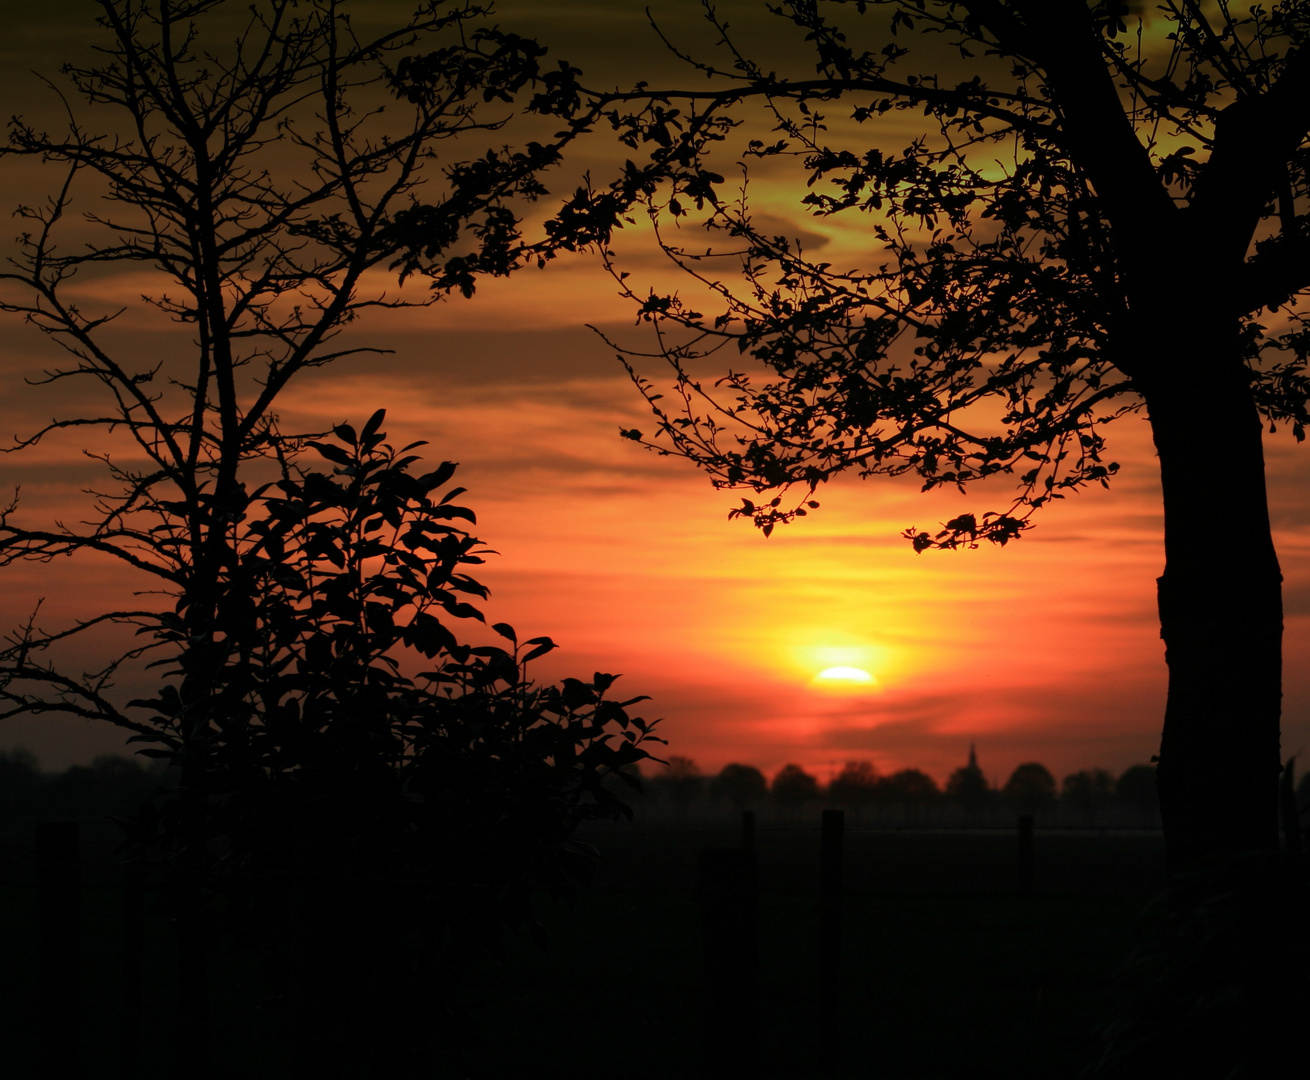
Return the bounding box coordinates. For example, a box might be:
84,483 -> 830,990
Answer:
0,5 -> 630,1071
711,761 -> 768,809
657,754 -> 703,816
828,759 -> 880,810
771,762 -> 820,810
1116,763 -> 1161,818
945,743 -> 990,810
0,0 -> 592,754
1063,768 -> 1117,824
1003,762 -> 1058,815
579,0 -> 1310,868
878,768 -> 941,804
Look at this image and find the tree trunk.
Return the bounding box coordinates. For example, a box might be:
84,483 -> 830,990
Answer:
1140,316 -> 1284,871
172,497 -> 239,1080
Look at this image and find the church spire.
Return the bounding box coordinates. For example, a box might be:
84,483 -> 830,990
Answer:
968,742 -> 978,770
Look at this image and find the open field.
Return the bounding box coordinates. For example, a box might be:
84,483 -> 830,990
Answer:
0,815 -> 1170,1079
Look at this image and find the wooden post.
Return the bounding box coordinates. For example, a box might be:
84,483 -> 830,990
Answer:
35,821 -> 81,1080
1018,814 -> 1035,895
819,809 -> 845,1078
741,809 -> 756,850
699,847 -> 759,1080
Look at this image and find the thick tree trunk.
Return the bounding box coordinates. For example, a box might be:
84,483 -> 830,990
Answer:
1139,318 -> 1284,871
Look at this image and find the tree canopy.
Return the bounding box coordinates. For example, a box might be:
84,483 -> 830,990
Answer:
555,0 -> 1310,867
585,1 -> 1310,542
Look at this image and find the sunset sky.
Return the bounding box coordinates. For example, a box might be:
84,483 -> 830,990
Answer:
1,1 -> 1308,790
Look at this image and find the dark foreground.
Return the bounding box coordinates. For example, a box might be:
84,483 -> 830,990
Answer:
0,817 -> 1169,1079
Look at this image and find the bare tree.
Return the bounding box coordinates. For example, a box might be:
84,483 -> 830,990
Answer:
0,0 -> 582,733
0,2 -> 601,1072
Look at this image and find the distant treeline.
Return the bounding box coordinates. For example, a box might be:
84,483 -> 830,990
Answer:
0,749 -> 166,821
622,752 -> 1310,828
8,746 -> 1310,831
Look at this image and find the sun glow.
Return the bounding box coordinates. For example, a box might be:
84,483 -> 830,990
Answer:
790,642 -> 892,689
813,665 -> 877,686
816,665 -> 874,683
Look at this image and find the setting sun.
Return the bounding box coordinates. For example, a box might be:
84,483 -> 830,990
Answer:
814,666 -> 877,685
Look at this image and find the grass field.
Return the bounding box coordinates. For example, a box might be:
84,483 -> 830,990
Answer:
0,819 -> 1170,1079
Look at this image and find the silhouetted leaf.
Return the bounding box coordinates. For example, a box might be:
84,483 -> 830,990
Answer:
360,408 -> 386,442
522,639 -> 556,662
308,440 -> 354,467
419,461 -> 458,492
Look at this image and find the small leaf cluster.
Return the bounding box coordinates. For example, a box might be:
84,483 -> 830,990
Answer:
574,0 -> 1310,551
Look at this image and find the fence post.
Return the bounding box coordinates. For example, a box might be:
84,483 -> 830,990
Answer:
699,846 -> 760,1080
35,820 -> 81,1080
819,809 -> 845,1078
1017,814 -> 1035,895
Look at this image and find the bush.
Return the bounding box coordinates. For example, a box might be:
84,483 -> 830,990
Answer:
125,415 -> 662,1072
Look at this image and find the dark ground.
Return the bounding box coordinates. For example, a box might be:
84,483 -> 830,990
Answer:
0,815 -> 1169,1079
466,822 -> 1169,1080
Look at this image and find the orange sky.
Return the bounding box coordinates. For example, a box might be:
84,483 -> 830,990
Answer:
1,1 -> 1308,789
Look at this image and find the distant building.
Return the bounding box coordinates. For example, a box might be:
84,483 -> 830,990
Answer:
945,742 -> 990,809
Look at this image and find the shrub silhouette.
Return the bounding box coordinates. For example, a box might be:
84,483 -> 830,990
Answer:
124,415 -> 661,1073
